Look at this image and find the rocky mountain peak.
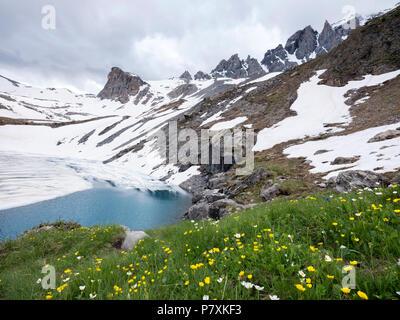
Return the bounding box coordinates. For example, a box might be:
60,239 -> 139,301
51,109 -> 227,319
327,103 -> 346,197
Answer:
316,20 -> 343,56
285,25 -> 318,61
244,55 -> 267,78
179,70 -> 193,82
97,67 -> 147,103
211,54 -> 265,79
261,44 -> 297,73
194,71 -> 211,81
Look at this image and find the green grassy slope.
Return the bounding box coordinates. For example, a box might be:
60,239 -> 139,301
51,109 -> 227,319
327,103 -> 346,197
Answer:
1,185 -> 399,300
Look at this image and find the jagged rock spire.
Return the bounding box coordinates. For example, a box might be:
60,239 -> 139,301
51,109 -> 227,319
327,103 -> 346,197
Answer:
98,67 -> 147,103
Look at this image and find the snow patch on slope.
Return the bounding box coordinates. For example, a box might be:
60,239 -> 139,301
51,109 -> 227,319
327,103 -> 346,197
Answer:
254,69 -> 400,152
284,122 -> 400,179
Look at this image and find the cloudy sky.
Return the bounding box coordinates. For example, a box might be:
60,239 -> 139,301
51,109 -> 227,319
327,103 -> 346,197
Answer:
0,0 -> 398,93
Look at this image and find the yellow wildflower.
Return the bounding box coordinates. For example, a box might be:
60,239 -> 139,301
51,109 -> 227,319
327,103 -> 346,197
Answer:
357,291 -> 368,300
295,284 -> 306,292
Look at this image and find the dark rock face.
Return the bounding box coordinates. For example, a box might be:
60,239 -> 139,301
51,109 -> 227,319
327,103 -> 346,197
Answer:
285,26 -> 318,61
211,54 -> 246,79
98,67 -> 147,103
316,21 -> 343,56
179,71 -> 193,82
260,17 -> 362,73
245,56 -> 267,78
194,71 -> 212,80
211,54 -> 265,79
328,170 -> 389,193
261,44 -> 298,73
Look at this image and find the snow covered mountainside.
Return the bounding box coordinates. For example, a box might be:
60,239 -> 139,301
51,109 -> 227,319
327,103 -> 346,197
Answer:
1,5 -> 400,211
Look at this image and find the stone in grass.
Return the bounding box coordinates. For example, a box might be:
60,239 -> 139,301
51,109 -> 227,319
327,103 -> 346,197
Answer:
328,170 -> 389,193
260,180 -> 282,202
392,173 -> 400,184
121,226 -> 149,251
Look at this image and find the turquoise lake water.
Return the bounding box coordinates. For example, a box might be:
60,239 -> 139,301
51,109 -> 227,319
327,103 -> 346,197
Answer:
0,187 -> 192,240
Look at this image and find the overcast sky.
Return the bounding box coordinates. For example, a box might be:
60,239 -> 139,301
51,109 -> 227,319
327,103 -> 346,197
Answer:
0,0 -> 398,93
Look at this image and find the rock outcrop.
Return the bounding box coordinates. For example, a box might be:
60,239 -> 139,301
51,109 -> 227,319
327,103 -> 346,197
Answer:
368,129 -> 400,143
331,156 -> 360,165
211,54 -> 265,79
194,71 -> 212,80
261,44 -> 298,73
260,16 -> 362,73
392,173 -> 400,184
328,170 -> 389,193
316,21 -> 344,56
179,71 -> 193,82
98,67 -> 147,103
285,25 -> 318,61
260,180 -> 282,202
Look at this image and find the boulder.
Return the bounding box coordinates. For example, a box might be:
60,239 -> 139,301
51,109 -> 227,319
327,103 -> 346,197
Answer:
328,170 -> 389,193
209,199 -> 244,220
392,173 -> 400,184
260,180 -> 282,202
368,129 -> 400,143
191,189 -> 227,204
185,202 -> 210,220
208,173 -> 227,189
331,156 -> 360,165
244,167 -> 272,185
179,174 -> 208,194
121,226 -> 149,251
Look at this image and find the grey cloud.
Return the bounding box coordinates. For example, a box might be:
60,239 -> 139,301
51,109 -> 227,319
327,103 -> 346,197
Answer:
0,0 -> 397,92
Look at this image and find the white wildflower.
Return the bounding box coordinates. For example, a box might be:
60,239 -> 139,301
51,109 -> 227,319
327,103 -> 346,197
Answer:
269,295 -> 280,300
240,281 -> 254,289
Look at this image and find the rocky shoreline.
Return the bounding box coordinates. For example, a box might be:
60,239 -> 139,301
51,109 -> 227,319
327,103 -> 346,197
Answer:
179,168 -> 400,221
